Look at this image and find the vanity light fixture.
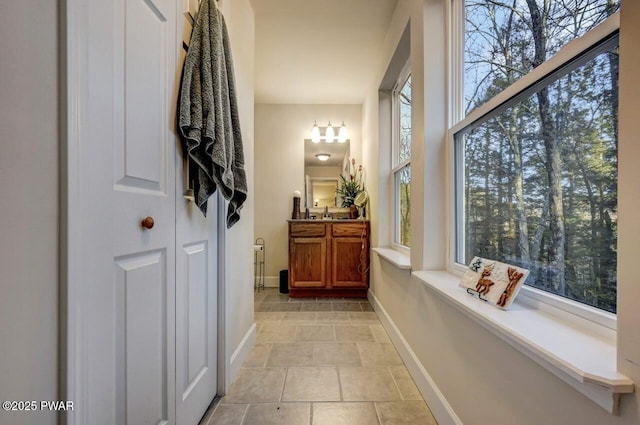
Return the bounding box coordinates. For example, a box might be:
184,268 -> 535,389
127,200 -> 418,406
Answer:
338,121 -> 348,143
309,121 -> 349,143
315,153 -> 331,162
311,121 -> 321,143
325,122 -> 335,143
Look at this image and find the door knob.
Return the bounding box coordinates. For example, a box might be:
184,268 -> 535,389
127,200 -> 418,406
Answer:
141,216 -> 155,229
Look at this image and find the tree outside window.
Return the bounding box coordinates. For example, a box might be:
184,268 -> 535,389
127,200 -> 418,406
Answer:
394,73 -> 411,247
457,0 -> 619,312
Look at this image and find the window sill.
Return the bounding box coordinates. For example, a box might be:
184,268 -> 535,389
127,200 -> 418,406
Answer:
413,270 -> 634,415
373,247 -> 411,270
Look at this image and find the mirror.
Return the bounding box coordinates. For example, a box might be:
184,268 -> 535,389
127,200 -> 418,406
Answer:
309,179 -> 338,208
304,139 -> 350,209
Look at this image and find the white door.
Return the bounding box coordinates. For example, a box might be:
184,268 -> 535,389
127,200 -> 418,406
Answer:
72,0 -> 178,423
175,180 -> 219,425
175,4 -> 219,422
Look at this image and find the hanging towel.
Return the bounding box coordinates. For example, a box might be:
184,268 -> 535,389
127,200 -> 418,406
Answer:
178,0 -> 248,228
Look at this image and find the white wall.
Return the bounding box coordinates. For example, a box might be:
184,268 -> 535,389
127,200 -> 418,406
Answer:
254,104 -> 362,284
306,166 -> 342,179
219,0 -> 257,389
364,1 -> 640,425
0,1 -> 58,425
617,0 -> 640,417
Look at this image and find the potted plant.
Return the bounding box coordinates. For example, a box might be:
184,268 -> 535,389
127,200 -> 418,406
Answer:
337,159 -> 366,218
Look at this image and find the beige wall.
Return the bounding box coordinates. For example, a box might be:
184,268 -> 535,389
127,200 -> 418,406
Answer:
305,165 -> 342,179
254,104 -> 362,284
220,0 -> 257,387
364,1 -> 640,425
617,0 -> 640,415
0,1 -> 59,424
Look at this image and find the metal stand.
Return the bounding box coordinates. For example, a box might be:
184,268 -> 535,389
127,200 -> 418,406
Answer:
254,238 -> 265,292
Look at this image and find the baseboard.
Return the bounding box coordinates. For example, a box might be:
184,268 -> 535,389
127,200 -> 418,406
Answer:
368,289 -> 464,425
228,323 -> 256,386
263,276 -> 279,288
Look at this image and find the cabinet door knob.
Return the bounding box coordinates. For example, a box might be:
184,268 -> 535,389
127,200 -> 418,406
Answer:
141,216 -> 155,229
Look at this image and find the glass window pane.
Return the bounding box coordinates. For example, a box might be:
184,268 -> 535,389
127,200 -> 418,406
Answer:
456,47 -> 618,313
464,0 -> 619,114
395,165 -> 411,247
399,76 -> 412,163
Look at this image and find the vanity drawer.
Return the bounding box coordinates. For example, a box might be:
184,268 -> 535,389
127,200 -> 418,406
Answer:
290,222 -> 326,237
332,222 -> 369,237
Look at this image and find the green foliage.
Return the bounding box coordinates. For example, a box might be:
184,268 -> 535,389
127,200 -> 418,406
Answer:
462,0 -> 619,313
337,159 -> 365,207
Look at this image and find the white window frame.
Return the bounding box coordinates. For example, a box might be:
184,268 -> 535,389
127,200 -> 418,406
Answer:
392,61 -> 412,251
447,3 -> 620,330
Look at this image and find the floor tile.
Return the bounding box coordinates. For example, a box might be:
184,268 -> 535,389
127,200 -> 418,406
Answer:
267,343 -> 314,367
315,312 -> 350,324
243,403 -> 311,425
263,293 -> 292,303
254,303 -> 272,312
243,343 -> 272,367
205,404 -> 247,425
389,366 -> 423,400
357,343 -> 404,366
315,297 -> 334,303
255,312 -> 285,324
288,297 -> 318,303
369,325 -> 391,343
257,324 -> 297,343
375,401 -> 437,425
254,291 -> 270,303
313,342 -> 362,366
335,325 -> 375,342
339,367 -> 402,402
282,367 -> 341,402
283,312 -> 317,324
269,302 -> 303,312
348,312 -> 380,323
296,325 -> 335,342
223,368 -> 286,403
360,302 -> 374,312
202,289 -> 433,425
332,302 -> 363,312
301,302 -> 333,311
312,402 -> 380,425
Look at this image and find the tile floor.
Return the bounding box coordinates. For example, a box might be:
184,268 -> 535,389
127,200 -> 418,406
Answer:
201,288 -> 438,425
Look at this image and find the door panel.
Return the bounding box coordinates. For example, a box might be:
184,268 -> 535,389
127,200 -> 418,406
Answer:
174,4 -> 219,423
183,242 -> 208,393
175,199 -> 218,424
115,251 -> 169,425
332,238 -> 368,288
79,0 -> 177,423
123,0 -> 167,187
290,238 -> 327,288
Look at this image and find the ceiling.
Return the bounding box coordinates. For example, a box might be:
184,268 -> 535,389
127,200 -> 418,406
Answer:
249,0 -> 398,104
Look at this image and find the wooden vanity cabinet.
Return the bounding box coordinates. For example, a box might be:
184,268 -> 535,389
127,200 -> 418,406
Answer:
288,220 -> 370,298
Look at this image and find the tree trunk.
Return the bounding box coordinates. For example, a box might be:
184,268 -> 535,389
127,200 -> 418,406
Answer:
509,106 -> 530,262
526,0 -> 566,294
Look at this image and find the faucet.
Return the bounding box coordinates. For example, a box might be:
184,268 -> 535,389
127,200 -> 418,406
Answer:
323,206 -> 332,219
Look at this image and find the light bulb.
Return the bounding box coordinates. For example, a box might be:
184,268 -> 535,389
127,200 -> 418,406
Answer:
338,121 -> 348,143
311,121 -> 321,143
315,153 -> 331,162
325,122 -> 335,143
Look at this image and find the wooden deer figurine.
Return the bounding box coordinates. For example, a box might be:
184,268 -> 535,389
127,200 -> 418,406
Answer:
475,263 -> 495,296
497,267 -> 524,307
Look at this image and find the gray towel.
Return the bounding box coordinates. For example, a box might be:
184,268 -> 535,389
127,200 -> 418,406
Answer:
179,0 -> 247,228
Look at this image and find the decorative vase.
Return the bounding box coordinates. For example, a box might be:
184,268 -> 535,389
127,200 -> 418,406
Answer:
349,204 -> 359,219
292,196 -> 301,219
